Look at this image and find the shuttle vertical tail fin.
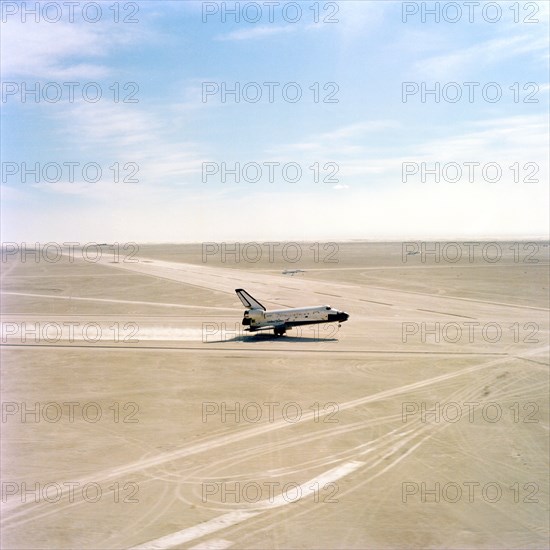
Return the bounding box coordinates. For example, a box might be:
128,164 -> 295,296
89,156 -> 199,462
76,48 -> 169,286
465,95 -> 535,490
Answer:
235,289 -> 266,311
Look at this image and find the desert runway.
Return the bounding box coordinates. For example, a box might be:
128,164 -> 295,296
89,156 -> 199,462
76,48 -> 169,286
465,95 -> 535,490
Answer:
1,242 -> 549,549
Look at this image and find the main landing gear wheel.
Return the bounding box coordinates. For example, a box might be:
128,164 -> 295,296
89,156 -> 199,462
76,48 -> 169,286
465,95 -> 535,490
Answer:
274,328 -> 286,337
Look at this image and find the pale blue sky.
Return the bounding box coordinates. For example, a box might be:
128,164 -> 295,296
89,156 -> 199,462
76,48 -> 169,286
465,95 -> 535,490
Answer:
1,1 -> 548,241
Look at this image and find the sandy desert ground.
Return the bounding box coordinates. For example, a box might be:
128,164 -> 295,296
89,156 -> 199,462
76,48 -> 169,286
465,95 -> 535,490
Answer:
1,241 -> 549,549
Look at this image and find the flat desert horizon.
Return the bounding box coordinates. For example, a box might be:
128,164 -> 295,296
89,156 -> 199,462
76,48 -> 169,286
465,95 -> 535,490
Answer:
1,240 -> 549,549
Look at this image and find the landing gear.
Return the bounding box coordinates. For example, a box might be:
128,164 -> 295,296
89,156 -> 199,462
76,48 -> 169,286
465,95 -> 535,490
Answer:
274,327 -> 286,337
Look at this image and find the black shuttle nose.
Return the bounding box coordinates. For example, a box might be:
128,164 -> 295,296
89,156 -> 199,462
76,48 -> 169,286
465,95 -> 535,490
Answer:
328,311 -> 349,323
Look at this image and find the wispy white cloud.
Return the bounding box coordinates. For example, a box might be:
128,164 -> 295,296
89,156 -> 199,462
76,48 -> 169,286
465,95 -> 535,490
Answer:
411,2 -> 549,79
319,121 -> 400,140
414,34 -> 549,79
413,115 -> 549,162
265,114 -> 549,183
267,120 -> 400,158
1,19 -> 142,79
215,24 -> 297,41
44,101 -> 207,191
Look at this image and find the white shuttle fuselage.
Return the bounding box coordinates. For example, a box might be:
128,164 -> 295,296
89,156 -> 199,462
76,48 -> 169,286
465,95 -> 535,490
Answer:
236,288 -> 349,336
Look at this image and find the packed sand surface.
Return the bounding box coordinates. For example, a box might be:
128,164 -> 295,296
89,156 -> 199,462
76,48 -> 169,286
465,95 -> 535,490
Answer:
1,242 -> 549,549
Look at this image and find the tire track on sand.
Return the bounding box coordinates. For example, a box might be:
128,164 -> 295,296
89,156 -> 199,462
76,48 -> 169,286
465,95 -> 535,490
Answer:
3,347 -> 545,527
